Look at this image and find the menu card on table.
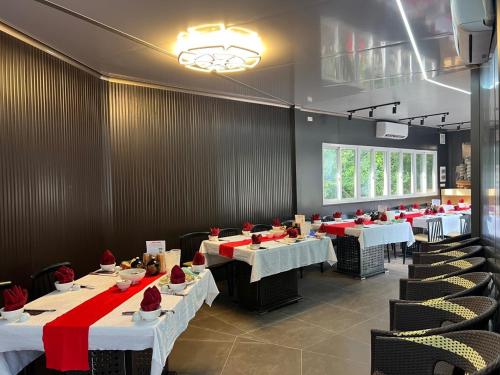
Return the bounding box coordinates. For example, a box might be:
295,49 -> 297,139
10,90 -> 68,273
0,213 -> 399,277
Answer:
146,240 -> 166,254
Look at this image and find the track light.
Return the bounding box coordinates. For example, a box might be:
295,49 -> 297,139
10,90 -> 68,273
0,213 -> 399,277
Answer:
347,111 -> 354,120
347,101 -> 400,120
393,105 -> 397,114
408,120 -> 411,125
457,125 -> 461,130
369,108 -> 374,118
441,115 -> 446,123
420,118 -> 424,125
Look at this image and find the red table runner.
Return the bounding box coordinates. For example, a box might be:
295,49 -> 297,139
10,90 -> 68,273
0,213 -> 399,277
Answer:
43,273 -> 163,371
402,212 -> 424,225
219,234 -> 287,258
323,221 -> 374,236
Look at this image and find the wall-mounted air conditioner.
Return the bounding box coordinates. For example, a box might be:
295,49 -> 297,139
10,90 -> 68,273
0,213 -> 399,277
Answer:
376,122 -> 408,140
450,0 -> 494,66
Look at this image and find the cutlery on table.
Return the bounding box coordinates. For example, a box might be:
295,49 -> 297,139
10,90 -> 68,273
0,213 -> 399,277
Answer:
78,285 -> 95,289
122,309 -> 175,316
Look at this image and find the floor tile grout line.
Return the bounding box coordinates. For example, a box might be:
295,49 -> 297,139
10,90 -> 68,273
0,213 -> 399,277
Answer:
219,336 -> 237,375
301,348 -> 371,365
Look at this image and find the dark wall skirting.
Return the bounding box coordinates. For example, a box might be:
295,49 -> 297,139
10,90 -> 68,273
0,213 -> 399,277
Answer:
0,31 -> 295,285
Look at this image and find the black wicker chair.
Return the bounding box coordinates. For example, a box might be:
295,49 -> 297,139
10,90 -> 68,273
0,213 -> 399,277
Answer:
422,235 -> 479,253
281,220 -> 294,228
218,227 -> 241,238
30,261 -> 71,300
407,257 -> 485,280
413,245 -> 484,265
179,232 -> 234,296
251,224 -> 272,233
413,217 -> 444,249
322,215 -> 334,222
371,330 -> 500,375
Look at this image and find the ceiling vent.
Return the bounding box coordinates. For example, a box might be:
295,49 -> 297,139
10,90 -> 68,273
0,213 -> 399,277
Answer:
376,122 -> 408,140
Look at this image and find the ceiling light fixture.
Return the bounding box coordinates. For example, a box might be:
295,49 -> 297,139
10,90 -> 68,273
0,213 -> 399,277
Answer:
369,108 -> 374,117
441,115 -> 446,122
346,101 -> 400,120
395,0 -> 471,95
175,24 -> 264,73
348,112 -> 354,120
393,105 -> 397,114
420,118 -> 425,125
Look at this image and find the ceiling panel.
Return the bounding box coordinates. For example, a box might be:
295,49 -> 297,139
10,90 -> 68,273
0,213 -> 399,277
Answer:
0,0 -> 472,126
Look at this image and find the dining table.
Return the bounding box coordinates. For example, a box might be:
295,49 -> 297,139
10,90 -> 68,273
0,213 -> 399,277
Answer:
199,233 -> 336,311
412,213 -> 464,236
0,269 -> 219,375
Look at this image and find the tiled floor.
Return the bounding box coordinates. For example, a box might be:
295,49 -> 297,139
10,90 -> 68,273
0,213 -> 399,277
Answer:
169,258 -> 408,375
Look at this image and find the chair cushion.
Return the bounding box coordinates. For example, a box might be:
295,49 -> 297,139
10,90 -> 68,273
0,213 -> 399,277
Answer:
414,233 -> 429,243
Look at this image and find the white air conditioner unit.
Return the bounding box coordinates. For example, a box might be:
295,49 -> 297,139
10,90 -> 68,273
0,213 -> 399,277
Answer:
450,0 -> 494,66
376,122 -> 408,140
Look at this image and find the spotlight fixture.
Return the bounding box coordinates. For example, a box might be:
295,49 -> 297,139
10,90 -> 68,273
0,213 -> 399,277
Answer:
441,115 -> 446,123
420,118 -> 425,125
346,101 -> 400,120
175,24 -> 264,73
393,105 -> 397,114
457,125 -> 461,130
407,120 -> 411,125
400,112 -> 449,126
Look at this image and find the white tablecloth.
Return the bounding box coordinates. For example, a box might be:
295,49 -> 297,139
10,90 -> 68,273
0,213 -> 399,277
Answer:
0,270 -> 219,375
200,235 -> 337,283
412,214 -> 462,236
344,222 -> 415,250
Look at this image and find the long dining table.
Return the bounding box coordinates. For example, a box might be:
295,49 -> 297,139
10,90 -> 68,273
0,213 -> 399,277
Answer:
199,233 -> 336,311
0,269 -> 219,375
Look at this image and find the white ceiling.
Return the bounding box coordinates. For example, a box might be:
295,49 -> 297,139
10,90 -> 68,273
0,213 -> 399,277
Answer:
0,0 -> 472,127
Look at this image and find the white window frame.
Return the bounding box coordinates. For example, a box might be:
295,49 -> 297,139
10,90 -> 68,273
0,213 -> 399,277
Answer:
322,143 -> 438,205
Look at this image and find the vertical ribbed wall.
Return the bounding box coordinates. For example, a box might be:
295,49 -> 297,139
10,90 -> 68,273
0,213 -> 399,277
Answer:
0,32 -> 105,284
104,83 -> 294,255
0,31 -> 295,284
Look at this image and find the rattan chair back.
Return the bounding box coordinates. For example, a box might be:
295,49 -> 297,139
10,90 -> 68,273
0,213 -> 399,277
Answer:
218,228 -> 240,238
251,224 -> 272,233
408,257 -> 485,280
30,261 -> 71,300
179,232 -> 209,264
461,214 -> 472,235
413,245 -> 483,265
426,217 -> 444,243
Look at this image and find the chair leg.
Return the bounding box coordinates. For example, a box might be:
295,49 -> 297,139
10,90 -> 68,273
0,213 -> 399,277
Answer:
320,263 -> 324,273
226,263 -> 234,297
299,267 -> 303,278
392,243 -> 396,258
386,245 -> 391,263
402,243 -> 406,264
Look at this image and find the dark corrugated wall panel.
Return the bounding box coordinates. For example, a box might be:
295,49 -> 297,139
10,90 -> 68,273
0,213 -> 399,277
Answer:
105,83 -> 294,255
0,32 -> 106,285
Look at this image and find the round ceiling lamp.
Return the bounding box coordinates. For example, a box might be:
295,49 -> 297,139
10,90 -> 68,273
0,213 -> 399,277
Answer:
175,24 -> 263,73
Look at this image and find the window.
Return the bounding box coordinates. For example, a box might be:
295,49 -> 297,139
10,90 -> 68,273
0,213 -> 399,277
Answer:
341,149 -> 356,199
359,150 -> 372,198
322,143 -> 437,204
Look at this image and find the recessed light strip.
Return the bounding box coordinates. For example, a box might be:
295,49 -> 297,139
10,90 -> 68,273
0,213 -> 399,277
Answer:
395,0 -> 471,95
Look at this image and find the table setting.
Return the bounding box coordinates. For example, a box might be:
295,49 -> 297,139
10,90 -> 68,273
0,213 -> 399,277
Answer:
0,248 -> 219,375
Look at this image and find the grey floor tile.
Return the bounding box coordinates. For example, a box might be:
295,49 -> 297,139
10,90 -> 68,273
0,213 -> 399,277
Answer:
302,351 -> 370,375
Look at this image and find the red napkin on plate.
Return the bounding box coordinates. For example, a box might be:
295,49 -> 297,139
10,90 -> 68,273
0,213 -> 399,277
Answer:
192,252 -> 205,266
287,228 -> 298,238
447,200 -> 452,205
170,265 -> 185,284
100,249 -> 115,265
242,222 -> 253,231
318,224 -> 327,233
399,204 -> 405,210
438,207 -> 445,213
459,198 -> 465,203
272,218 -> 281,227
333,211 -> 342,218
399,212 -> 406,219
3,285 -> 28,312
311,214 -> 321,221
251,234 -> 262,244
355,209 -> 364,216
413,203 -> 419,209
354,218 -> 364,225
140,286 -> 161,312
454,205 -> 460,211
55,266 -> 75,284
379,213 -> 388,222
210,227 -> 220,236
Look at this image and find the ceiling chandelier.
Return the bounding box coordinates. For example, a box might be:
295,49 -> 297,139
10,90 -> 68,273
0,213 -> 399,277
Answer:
175,24 -> 263,73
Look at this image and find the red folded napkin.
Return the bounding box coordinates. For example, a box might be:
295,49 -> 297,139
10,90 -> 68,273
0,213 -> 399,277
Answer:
242,222 -> 253,231
287,228 -> 298,238
355,209 -> 364,216
424,208 -> 432,215
333,211 -> 342,219
210,227 -> 220,236
55,266 -> 75,284
438,207 -> 445,213
170,265 -> 186,284
412,203 -> 419,209
318,224 -> 327,233
311,214 -> 321,221
399,204 -> 405,210
447,200 -> 452,205
272,218 -> 281,227
140,286 -> 161,312
379,213 -> 388,222
251,234 -> 262,244
459,198 -> 465,203
3,285 -> 28,312
454,205 -> 460,211
354,218 -> 364,225
399,212 -> 406,219
192,252 -> 205,266
100,250 -> 115,265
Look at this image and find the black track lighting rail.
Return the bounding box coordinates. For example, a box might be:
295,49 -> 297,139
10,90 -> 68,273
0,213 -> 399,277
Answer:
347,101 -> 400,120
399,112 -> 450,125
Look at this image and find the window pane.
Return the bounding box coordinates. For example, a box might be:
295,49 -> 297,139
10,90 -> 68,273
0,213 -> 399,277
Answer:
359,150 -> 371,198
390,152 -> 400,195
416,154 -> 423,193
402,153 -> 412,194
426,154 -> 435,192
322,148 -> 338,200
341,149 -> 356,199
374,151 -> 385,196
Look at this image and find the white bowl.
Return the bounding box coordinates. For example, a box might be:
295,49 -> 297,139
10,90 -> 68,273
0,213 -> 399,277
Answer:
250,243 -> 261,250
313,220 -> 322,225
139,308 -> 161,321
0,307 -> 24,322
286,238 -> 297,243
191,264 -> 205,273
119,268 -> 146,284
116,279 -> 132,291
272,226 -> 281,231
168,282 -> 186,292
242,230 -> 251,236
208,235 -> 219,242
315,232 -> 326,238
100,263 -> 116,272
55,281 -> 74,292
334,218 -> 342,222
